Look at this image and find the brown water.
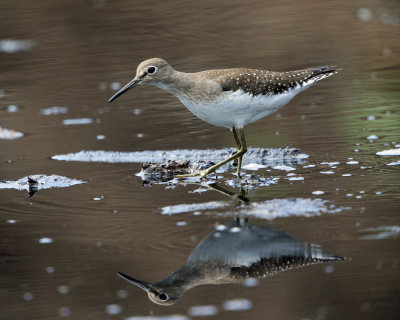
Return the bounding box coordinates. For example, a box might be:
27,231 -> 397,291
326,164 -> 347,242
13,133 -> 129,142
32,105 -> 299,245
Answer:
1,1 -> 399,319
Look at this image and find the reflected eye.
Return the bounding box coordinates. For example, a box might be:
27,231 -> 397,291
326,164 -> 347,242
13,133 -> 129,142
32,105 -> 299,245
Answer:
158,293 -> 169,301
147,66 -> 157,74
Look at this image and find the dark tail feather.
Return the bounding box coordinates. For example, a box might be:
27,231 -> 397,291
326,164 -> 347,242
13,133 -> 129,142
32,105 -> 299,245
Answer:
307,65 -> 340,82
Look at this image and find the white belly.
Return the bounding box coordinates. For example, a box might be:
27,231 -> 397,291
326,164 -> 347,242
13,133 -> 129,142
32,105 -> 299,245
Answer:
177,83 -> 313,128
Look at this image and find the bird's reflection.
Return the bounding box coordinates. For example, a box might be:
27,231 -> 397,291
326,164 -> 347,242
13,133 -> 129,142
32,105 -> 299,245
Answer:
118,218 -> 344,305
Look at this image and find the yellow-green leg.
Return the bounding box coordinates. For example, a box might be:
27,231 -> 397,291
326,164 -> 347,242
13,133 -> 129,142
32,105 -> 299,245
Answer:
177,128 -> 248,179
232,128 -> 244,178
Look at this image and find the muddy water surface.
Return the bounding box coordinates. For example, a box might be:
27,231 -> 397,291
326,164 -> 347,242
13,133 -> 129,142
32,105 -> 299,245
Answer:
0,1 -> 399,319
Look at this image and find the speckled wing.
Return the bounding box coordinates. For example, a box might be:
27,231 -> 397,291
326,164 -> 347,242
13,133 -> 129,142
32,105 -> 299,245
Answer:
209,66 -> 338,96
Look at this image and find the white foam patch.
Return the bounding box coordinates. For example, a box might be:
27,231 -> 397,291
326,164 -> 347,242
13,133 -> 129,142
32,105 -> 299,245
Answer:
162,198 -> 347,220
52,148 -> 308,164
188,305 -> 218,317
39,237 -> 53,244
242,163 -> 267,170
63,118 -> 93,125
40,106 -> 68,115
359,226 -> 400,240
320,161 -> 340,166
0,126 -> 24,140
387,160 -> 400,166
0,174 -> 85,191
0,39 -> 35,53
287,176 -> 304,181
320,171 -> 335,174
105,304 -> 123,315
273,165 -> 295,171
376,148 -> 400,156
161,201 -> 229,215
125,316 -> 189,320
346,161 -> 359,165
222,299 -> 253,311
225,176 -> 277,189
231,198 -> 347,220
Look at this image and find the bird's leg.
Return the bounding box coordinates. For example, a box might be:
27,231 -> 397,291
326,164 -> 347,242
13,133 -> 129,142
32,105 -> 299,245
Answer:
176,128 -> 247,179
236,128 -> 247,178
232,127 -> 242,150
232,128 -> 245,178
197,128 -> 247,179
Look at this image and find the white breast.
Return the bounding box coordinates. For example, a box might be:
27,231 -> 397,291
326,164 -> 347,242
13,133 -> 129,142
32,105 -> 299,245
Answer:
177,82 -> 314,128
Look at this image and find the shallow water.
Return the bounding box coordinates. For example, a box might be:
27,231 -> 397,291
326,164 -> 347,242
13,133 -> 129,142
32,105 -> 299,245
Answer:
0,1 -> 399,319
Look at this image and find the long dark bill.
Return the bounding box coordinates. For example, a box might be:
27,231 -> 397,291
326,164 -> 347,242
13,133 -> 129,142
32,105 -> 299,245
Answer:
109,79 -> 140,102
117,272 -> 152,291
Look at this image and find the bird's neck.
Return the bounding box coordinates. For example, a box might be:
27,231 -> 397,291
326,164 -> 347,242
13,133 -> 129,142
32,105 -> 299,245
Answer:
153,71 -> 197,95
153,261 -> 234,294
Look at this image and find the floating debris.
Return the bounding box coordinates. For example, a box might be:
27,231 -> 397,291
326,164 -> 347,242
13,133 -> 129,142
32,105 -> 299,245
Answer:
0,126 -> 24,140
312,191 -> 325,195
359,226 -> 400,240
62,118 -> 93,125
376,148 -> 400,156
0,174 -> 85,197
366,135 -> 379,140
346,161 -> 359,165
138,160 -> 212,183
0,39 -> 35,53
40,106 -> 68,115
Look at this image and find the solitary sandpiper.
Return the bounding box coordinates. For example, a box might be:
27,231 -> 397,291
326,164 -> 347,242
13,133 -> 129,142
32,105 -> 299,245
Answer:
109,58 -> 338,178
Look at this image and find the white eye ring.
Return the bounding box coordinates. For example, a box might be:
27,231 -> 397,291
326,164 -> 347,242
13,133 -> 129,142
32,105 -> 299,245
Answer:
147,66 -> 157,74
158,293 -> 169,301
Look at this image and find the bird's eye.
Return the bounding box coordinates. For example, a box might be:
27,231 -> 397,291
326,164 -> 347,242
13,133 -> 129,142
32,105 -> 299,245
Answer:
147,66 -> 157,74
158,293 -> 169,301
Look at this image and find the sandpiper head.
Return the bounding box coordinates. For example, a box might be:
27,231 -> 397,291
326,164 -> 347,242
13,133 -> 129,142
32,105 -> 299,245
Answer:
109,58 -> 172,102
117,272 -> 180,306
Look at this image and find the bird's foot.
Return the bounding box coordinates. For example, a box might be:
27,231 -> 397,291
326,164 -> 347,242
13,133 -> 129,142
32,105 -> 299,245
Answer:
176,168 -> 216,180
175,172 -> 201,178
